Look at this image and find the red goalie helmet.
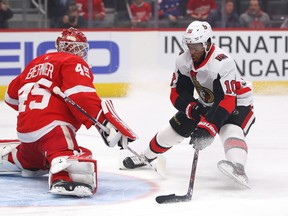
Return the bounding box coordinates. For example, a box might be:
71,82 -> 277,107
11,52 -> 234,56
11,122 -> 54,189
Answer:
56,27 -> 89,62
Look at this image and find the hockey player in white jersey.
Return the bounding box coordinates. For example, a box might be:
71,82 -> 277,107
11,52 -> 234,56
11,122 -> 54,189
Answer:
123,21 -> 255,187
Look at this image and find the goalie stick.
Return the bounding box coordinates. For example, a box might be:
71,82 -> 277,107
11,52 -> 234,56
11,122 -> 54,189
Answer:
52,86 -> 137,140
52,87 -> 160,172
0,171 -> 21,175
155,149 -> 199,204
53,87 -> 109,134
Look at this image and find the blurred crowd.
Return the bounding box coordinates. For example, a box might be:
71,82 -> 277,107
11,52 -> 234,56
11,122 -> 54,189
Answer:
1,0 -> 288,29
0,0 -> 13,28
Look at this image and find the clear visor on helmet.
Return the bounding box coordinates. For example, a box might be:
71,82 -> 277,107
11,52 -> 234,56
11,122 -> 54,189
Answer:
186,43 -> 205,52
58,41 -> 89,62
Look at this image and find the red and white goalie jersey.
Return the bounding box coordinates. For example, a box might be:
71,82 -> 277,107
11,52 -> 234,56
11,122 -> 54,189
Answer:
170,44 -> 253,126
5,52 -> 104,143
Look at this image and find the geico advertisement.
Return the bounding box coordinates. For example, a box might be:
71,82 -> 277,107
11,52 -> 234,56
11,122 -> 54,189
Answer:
0,31 -> 133,85
160,30 -> 288,81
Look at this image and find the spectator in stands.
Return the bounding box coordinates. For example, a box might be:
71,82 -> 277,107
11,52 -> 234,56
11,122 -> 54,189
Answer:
76,0 -> 105,21
55,3 -> 87,28
129,0 -> 152,28
103,0 -> 114,8
0,0 -> 13,29
48,0 -> 76,28
76,0 -> 115,28
239,0 -> 270,28
207,0 -> 240,28
186,0 -> 217,21
281,17 -> 288,28
109,0 -> 129,22
158,0 -> 184,28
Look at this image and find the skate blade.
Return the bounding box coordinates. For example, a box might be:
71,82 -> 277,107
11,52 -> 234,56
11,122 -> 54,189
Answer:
217,162 -> 250,189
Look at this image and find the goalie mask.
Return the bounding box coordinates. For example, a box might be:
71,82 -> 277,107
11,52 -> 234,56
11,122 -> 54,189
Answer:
56,27 -> 89,62
182,21 -> 213,57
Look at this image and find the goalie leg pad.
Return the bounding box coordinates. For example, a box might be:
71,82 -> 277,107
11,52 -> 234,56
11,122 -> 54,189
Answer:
0,140 -> 49,176
0,140 -> 22,173
49,147 -> 97,196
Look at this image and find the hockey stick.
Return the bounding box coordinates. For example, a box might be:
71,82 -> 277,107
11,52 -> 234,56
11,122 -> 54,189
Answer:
0,171 -> 22,175
52,87 -> 160,173
155,149 -> 199,204
52,87 -> 109,133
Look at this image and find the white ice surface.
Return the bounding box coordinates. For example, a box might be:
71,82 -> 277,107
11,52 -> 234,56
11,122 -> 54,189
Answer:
1,81 -> 288,216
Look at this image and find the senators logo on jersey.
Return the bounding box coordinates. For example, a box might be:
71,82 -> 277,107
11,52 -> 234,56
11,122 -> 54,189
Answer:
190,72 -> 214,104
215,54 -> 228,61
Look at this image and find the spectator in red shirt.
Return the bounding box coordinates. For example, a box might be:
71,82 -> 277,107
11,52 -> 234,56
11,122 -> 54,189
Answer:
76,0 -> 105,21
129,0 -> 152,28
186,0 -> 217,21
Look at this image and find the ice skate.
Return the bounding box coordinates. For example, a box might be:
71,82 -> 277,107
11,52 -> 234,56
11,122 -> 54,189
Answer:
217,160 -> 250,188
50,180 -> 93,197
122,154 -> 154,169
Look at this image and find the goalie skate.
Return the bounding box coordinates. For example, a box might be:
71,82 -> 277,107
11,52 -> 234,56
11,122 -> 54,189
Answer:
50,180 -> 93,197
123,154 -> 154,169
217,160 -> 250,188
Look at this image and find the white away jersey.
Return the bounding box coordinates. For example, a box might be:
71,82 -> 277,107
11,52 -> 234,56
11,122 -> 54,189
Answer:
175,44 -> 253,108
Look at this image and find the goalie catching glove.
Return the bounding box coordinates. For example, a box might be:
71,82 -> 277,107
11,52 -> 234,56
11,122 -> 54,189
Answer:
99,121 -> 128,149
190,116 -> 218,150
97,99 -> 138,149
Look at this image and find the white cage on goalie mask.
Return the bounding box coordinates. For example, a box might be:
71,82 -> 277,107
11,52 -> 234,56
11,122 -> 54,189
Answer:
56,27 -> 89,62
57,41 -> 89,62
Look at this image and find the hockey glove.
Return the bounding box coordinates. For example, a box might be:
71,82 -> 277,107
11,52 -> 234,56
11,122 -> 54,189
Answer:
99,121 -> 133,149
99,121 -> 122,148
185,102 -> 208,120
190,117 -> 218,150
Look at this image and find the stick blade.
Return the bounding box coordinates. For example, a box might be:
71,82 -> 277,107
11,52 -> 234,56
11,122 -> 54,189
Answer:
155,194 -> 191,204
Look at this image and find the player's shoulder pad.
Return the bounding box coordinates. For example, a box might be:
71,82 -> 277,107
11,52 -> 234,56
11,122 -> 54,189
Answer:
211,47 -> 236,74
215,53 -> 229,61
212,46 -> 233,63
